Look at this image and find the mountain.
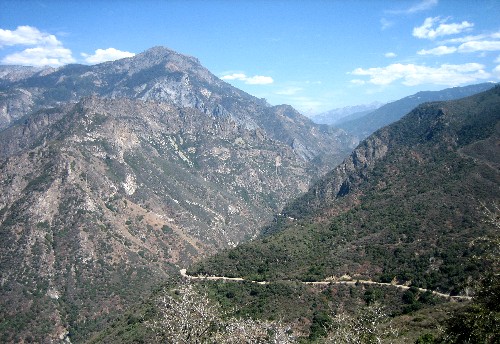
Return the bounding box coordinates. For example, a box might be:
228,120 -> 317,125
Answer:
310,102 -> 383,126
0,47 -> 352,164
337,82 -> 497,140
191,86 -> 500,293
96,85 -> 500,344
0,47 -> 354,342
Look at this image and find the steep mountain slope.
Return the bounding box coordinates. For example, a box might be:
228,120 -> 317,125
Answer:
0,47 -> 355,342
0,95 -> 329,342
338,82 -> 496,140
191,86 -> 500,295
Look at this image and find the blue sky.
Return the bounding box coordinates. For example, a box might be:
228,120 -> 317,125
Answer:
1,0 -> 499,115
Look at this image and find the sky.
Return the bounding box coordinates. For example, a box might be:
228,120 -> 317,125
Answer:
1,0 -> 499,116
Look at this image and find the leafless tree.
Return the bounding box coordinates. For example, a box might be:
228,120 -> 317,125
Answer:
147,280 -> 295,343
324,303 -> 399,344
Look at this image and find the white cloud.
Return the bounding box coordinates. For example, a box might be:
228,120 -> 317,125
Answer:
350,79 -> 366,85
413,17 -> 473,40
1,46 -> 75,67
493,65 -> 500,77
495,55 -> 500,64
220,73 -> 246,81
81,48 -> 135,64
380,18 -> 394,30
417,45 -> 457,55
385,52 -> 397,58
387,0 -> 438,14
457,40 -> 500,53
221,73 -> 274,85
0,25 -> 75,67
441,31 -> 500,44
275,87 -> 303,95
245,75 -> 274,85
405,0 -> 438,13
0,25 -> 60,47
351,63 -> 490,87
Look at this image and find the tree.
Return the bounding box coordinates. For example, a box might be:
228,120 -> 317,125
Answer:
147,281 -> 220,343
439,273 -> 499,343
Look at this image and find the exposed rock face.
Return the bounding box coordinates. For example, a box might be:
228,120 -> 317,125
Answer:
0,47 -> 353,168
0,47 -> 355,341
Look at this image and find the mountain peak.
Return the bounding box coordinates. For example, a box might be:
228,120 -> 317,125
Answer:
134,45 -> 201,66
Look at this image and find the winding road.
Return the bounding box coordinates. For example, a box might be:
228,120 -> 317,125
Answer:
179,269 -> 472,300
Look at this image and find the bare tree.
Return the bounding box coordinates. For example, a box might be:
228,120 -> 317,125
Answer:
217,318 -> 295,344
147,281 -> 220,343
147,280 -> 295,343
325,303 -> 399,344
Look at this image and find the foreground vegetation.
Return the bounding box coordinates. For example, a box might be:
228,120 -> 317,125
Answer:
90,269 -> 499,343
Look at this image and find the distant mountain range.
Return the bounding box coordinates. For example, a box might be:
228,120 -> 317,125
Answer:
310,102 -> 384,126
335,82 -> 497,140
0,47 -> 354,342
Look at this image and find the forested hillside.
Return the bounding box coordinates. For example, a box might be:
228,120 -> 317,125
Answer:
191,86 -> 500,293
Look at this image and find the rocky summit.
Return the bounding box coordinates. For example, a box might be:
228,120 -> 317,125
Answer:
0,47 -> 354,342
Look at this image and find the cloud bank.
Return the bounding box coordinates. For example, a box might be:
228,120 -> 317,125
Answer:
351,63 -> 490,86
221,73 -> 274,85
0,26 -> 75,67
0,26 -> 135,67
82,48 -> 135,64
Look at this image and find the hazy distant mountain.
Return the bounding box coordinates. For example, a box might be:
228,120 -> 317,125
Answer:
0,47 -> 355,342
310,102 -> 383,125
338,83 -> 497,140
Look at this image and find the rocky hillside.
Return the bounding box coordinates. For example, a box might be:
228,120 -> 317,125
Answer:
0,47 -> 354,342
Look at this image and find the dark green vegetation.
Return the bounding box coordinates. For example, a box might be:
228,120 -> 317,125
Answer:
88,278 -> 439,343
190,86 -> 500,295
439,273 -> 499,343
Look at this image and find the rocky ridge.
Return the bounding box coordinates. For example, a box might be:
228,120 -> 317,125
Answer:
0,47 -> 352,168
